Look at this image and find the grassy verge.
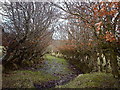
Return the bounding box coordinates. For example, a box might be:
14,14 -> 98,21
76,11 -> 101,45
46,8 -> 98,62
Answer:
56,72 -> 120,88
3,70 -> 59,88
44,54 -> 67,63
3,54 -> 71,88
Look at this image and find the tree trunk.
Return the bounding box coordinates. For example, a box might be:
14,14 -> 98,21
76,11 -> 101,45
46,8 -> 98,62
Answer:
99,52 -> 103,72
109,49 -> 120,78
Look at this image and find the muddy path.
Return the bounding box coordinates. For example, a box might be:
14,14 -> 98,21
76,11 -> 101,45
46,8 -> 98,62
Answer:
33,55 -> 81,89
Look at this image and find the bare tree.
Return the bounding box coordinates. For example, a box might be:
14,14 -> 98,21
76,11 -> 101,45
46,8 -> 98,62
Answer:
53,1 -> 120,77
1,1 -> 58,70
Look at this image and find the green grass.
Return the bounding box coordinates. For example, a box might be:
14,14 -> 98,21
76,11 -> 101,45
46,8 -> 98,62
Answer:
56,72 -> 120,88
2,54 -> 73,88
3,70 -> 59,88
43,54 -> 73,75
44,54 -> 67,63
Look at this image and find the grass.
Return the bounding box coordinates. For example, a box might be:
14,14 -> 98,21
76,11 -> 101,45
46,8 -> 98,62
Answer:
2,54 -> 72,88
4,54 -> 119,88
43,54 -> 73,75
44,54 -> 67,64
3,70 -> 59,88
56,72 -> 120,88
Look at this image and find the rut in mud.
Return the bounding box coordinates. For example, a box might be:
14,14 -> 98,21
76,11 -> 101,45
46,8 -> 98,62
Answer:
34,55 -> 81,89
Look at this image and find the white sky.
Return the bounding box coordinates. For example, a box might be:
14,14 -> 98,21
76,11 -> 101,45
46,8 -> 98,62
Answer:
0,0 -> 119,2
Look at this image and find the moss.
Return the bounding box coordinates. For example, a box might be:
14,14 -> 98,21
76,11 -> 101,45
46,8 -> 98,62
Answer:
56,72 -> 120,88
3,70 -> 59,88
